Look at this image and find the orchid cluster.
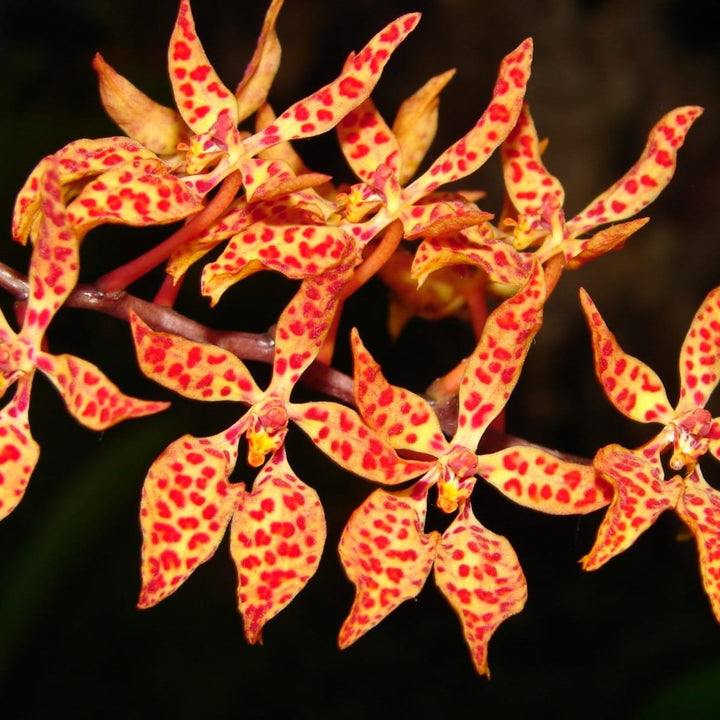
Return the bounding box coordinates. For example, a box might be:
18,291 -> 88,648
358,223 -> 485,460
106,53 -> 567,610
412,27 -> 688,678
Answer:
0,0 -> 713,677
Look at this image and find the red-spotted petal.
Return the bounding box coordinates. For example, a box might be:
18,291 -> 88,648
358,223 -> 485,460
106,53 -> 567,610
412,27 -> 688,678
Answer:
0,376 -> 40,522
12,139 -> 159,245
244,14 -> 421,154
234,0 -> 283,121
580,288 -> 674,425
66,161 -> 202,237
138,427 -> 244,607
399,199 -> 492,240
169,0 -> 238,133
338,484 -> 439,649
454,259 -> 545,448
434,502 -> 527,677
581,444 -> 682,570
478,446 -> 613,514
677,286 -> 720,414
676,467 -> 720,622
411,226 -> 532,289
501,103 -> 564,218
130,311 -> 261,403
201,222 -> 350,302
38,351 -> 169,431
269,252 -> 357,397
351,329 -> 447,457
230,446 -> 325,644
392,69 -> 456,185
403,38 -> 533,204
292,401 -> 432,485
563,217 -> 649,268
92,52 -> 188,156
568,106 -> 703,235
337,99 -> 401,182
22,158 -> 80,344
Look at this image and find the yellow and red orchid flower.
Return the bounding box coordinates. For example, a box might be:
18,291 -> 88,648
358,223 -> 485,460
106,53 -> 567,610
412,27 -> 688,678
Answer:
128,249 -> 429,642
410,103 -> 702,300
579,285 -> 720,621
0,159 -> 168,521
328,262 -> 610,674
501,103 -> 703,267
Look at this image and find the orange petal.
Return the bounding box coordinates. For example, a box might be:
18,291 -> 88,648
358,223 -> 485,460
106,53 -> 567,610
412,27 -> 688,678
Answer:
244,14 -> 421,154
337,99 -> 401,182
0,376 -> 40,522
292,401 -> 432,484
393,69 -> 456,185
676,467 -> 720,623
235,0 -> 284,122
230,446 -> 325,644
38,351 -> 169,431
92,52 -> 188,156
580,288 -> 674,425
478,446 -> 613,514
130,311 -> 261,403
454,259 -> 545,448
137,427 -> 244,608
677,285 -> 720,414
434,502 -> 527,677
350,328 -> 447,457
581,444 -> 682,570
338,484 -> 438,648
568,106 -> 703,235
168,0 -> 238,133
404,38 -> 533,204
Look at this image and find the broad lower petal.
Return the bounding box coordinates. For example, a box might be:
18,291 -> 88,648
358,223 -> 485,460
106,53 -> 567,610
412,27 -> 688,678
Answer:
230,446 -> 325,644
581,444 -> 682,570
338,484 -> 438,648
434,502 -> 527,677
137,427 -> 243,607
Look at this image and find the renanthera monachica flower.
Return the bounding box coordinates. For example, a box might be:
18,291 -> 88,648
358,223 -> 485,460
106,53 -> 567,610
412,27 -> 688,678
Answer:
0,159 -> 168,520
579,286 -> 720,621
333,262 -> 611,675
129,247 -> 430,641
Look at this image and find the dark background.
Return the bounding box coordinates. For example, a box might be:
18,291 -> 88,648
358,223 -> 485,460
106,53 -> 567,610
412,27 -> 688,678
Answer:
1,0 -> 720,717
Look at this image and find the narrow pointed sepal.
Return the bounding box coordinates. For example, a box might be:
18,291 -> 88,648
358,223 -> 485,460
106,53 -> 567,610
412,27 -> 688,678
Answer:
454,259 -> 545,448
676,285 -> 720,414
130,311 -> 261,403
230,447 -> 325,644
580,288 -> 674,424
138,429 -> 243,608
478,446 -> 613,514
434,502 -> 527,677
39,352 -> 169,431
92,52 -> 188,156
351,329 -> 447,456
581,444 -> 683,570
338,485 -> 439,648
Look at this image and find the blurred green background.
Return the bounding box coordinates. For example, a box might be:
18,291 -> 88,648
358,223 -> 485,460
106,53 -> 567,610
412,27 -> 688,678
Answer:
1,0 -> 720,717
